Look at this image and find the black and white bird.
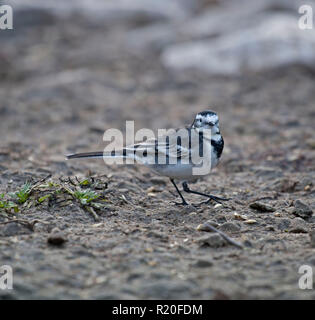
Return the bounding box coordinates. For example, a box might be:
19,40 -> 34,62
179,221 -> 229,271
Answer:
66,110 -> 229,206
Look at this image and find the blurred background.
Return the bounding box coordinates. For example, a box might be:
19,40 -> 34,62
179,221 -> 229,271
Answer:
0,0 -> 315,300
0,0 -> 314,162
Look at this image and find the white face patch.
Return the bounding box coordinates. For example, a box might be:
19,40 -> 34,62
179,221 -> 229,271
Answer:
204,114 -> 218,124
195,113 -> 218,126
193,111 -> 220,133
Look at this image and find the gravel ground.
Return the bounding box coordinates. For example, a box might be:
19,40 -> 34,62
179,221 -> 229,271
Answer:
0,0 -> 315,299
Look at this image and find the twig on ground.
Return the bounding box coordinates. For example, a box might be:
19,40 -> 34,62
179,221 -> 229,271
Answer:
36,173 -> 52,185
200,223 -> 243,249
68,177 -> 77,186
29,174 -> 52,192
0,219 -> 50,231
84,206 -> 100,222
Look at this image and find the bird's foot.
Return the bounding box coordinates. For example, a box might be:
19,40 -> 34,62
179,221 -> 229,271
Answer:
173,200 -> 189,206
200,196 -> 230,205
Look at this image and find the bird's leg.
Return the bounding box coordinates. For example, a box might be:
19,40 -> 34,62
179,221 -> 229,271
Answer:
170,178 -> 189,206
182,182 -> 229,204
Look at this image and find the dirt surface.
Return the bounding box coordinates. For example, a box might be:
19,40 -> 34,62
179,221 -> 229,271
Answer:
0,1 -> 315,299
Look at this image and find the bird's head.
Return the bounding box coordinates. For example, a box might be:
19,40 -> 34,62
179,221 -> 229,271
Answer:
191,110 -> 220,135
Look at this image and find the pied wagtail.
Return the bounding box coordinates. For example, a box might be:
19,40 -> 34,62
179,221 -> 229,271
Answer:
66,110 -> 229,206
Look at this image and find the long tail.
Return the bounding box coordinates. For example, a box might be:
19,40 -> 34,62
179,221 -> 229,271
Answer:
66,150 -> 128,160
66,151 -> 104,160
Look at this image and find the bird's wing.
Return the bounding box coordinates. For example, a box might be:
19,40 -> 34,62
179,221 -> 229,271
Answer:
123,129 -> 192,163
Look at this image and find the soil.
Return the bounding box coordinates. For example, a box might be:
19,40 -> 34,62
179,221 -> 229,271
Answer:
0,7 -> 315,299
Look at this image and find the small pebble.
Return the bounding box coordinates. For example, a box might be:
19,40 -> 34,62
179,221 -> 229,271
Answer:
249,201 -> 276,212
197,220 -> 219,231
196,234 -> 226,248
219,222 -> 241,233
265,225 -> 275,231
92,223 -> 103,228
292,200 -> 313,219
243,240 -> 253,247
276,218 -> 291,231
146,186 -> 155,193
234,213 -> 247,221
47,228 -> 67,246
244,219 -> 257,224
147,192 -> 157,197
192,259 -> 213,268
289,217 -> 308,233
215,215 -> 227,224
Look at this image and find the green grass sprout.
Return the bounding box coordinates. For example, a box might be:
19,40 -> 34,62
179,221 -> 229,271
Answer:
79,179 -> 91,187
0,193 -> 19,213
73,189 -> 100,205
9,182 -> 32,204
37,194 -> 52,204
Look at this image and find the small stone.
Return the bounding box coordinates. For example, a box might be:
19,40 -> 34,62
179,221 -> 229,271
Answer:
197,220 -> 219,231
265,225 -> 275,231
292,200 -> 313,219
295,177 -> 313,191
91,223 -> 103,228
233,213 -> 247,221
249,201 -> 276,212
219,222 -> 241,233
47,228 -> 67,246
214,204 -> 222,209
243,240 -> 253,247
192,259 -> 213,268
196,234 -> 226,248
309,230 -> 315,248
289,217 -> 308,234
146,186 -> 156,193
244,219 -> 257,224
215,215 -> 227,224
277,218 -> 291,231
274,212 -> 281,217
147,192 -> 157,197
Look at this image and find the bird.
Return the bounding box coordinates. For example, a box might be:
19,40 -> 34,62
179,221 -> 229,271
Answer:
66,110 -> 229,206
